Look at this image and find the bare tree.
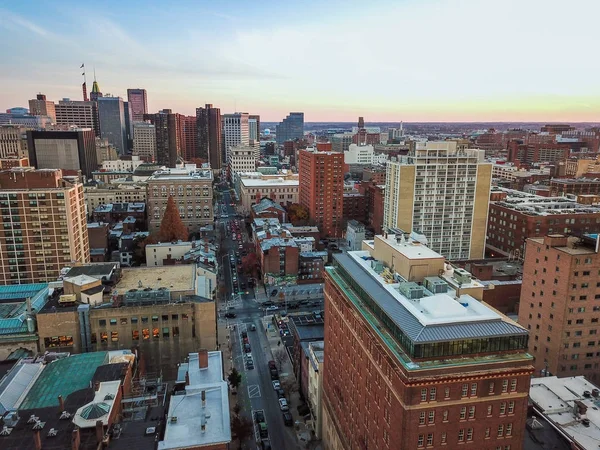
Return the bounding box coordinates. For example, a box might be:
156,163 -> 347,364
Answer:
273,348 -> 288,372
231,415 -> 253,449
280,377 -> 299,396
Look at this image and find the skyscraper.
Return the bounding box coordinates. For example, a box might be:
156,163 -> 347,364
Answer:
97,96 -> 126,155
126,88 -> 148,122
298,147 -> 344,237
276,112 -> 304,145
144,109 -> 180,167
27,129 -> 98,179
177,115 -> 197,162
28,94 -> 56,122
55,99 -> 99,136
133,122 -> 157,161
383,141 -> 492,260
196,104 -> 222,170
0,168 -> 89,284
222,112 -> 249,168
323,233 -> 533,450
90,76 -> 103,101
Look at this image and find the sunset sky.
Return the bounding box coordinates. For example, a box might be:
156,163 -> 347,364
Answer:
1,0 -> 599,122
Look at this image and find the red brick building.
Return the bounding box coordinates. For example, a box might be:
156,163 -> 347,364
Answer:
342,192 -> 366,227
507,141 -> 571,164
323,241 -> 533,450
357,181 -> 385,233
177,115 -> 197,162
298,148 -> 344,237
550,178 -> 600,197
519,234 -> 600,380
362,166 -> 386,184
486,188 -> 600,257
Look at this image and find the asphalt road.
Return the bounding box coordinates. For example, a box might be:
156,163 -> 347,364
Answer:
217,188 -> 300,450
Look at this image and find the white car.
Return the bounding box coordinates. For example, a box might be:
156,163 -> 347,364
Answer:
265,305 -> 279,312
272,380 -> 281,390
278,398 -> 289,411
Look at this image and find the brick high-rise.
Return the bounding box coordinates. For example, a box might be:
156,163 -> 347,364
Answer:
0,168 -> 89,284
519,234 -> 600,381
144,109 -> 180,167
196,104 -> 222,170
28,94 -> 56,122
298,147 -> 344,237
177,115 -> 197,162
126,88 -> 148,122
323,233 -> 534,450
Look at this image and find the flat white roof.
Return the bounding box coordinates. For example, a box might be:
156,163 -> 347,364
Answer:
241,178 -> 299,187
349,251 -> 500,326
375,235 -> 443,260
530,376 -> 600,450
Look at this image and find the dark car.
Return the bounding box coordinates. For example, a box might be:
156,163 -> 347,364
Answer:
276,388 -> 285,399
254,411 -> 265,423
270,290 -> 278,297
241,331 -> 247,338
282,412 -> 293,426
244,343 -> 251,353
224,313 -> 236,318
270,369 -> 279,380
268,360 -> 276,369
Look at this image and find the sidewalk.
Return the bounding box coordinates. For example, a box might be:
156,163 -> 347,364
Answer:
261,316 -> 320,449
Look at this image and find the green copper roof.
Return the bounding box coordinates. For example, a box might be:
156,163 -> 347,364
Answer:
92,80 -> 101,93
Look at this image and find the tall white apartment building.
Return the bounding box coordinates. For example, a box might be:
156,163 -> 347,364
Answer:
344,144 -> 388,165
228,145 -> 257,181
222,113 -> 249,165
383,141 -> 492,260
55,99 -> 99,136
132,122 -> 157,161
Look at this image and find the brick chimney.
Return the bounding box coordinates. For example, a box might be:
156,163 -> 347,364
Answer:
198,349 -> 208,369
95,420 -> 104,443
58,395 -> 65,412
33,430 -> 42,450
72,427 -> 81,450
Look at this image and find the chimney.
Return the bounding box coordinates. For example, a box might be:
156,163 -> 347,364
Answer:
198,349 -> 208,369
94,381 -> 101,391
95,420 -> 103,443
72,427 -> 81,450
33,430 -> 42,450
201,390 -> 206,408
185,371 -> 190,386
58,394 -> 65,412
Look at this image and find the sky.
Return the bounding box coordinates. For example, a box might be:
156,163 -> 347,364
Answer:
1,0 -> 599,122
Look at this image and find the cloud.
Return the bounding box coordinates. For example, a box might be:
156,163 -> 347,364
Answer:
0,9 -> 48,36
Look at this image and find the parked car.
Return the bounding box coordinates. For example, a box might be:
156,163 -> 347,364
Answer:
258,422 -> 268,438
272,380 -> 281,390
270,369 -> 279,380
241,331 -> 247,338
278,398 -> 289,411
282,411 -> 293,426
254,410 -> 265,424
265,305 -> 278,312
250,324 -> 256,331
276,388 -> 285,399
268,360 -> 276,369
246,360 -> 254,370
244,343 -> 251,353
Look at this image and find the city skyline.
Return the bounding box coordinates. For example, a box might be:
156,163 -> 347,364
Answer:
1,0 -> 599,122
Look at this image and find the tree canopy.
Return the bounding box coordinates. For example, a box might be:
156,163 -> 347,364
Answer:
157,195 -> 189,243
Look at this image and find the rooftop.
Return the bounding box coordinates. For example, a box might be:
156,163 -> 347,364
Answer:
490,187 -> 600,216
93,202 -> 146,214
260,237 -> 298,251
251,197 -> 286,214
63,274 -> 99,287
117,265 -> 195,293
364,233 -> 444,260
0,284 -> 50,335
63,263 -> 119,282
551,178 -> 600,185
529,235 -> 598,256
147,165 -> 213,181
529,376 -> 600,450
241,178 -> 299,187
159,352 -> 230,450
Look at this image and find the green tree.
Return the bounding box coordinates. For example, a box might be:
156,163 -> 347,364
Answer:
157,195 -> 189,242
228,367 -> 242,390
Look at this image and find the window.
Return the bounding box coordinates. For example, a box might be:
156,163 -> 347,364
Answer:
152,315 -> 159,322
460,407 -> 466,419
458,429 -> 464,442
444,387 -> 450,399
508,401 -> 515,414
487,405 -> 493,416
471,383 -> 477,396
466,428 -> 473,441
173,326 -> 179,337
417,435 -> 424,447
131,317 -> 138,324
468,406 -> 475,419
489,382 -> 495,394
498,425 -> 504,437
163,327 -> 169,338
427,433 -> 433,446
132,330 -> 139,340
461,384 -> 468,397
419,411 -> 426,425
109,319 -> 117,325
500,402 -> 506,415
99,319 -> 106,327
428,411 -> 435,424
171,314 -> 179,320
510,379 -> 517,392
502,380 -> 508,393
111,331 -> 118,342
153,328 -> 160,339
120,318 -> 128,325
162,314 -> 169,321
100,332 -> 108,343
443,410 -> 448,422
441,433 -> 447,444
182,313 -> 189,320
142,328 -> 150,340
430,387 -> 436,401
421,389 -> 427,402
506,423 -> 512,436
142,317 -> 148,323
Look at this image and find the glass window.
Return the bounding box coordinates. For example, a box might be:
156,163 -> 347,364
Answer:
142,317 -> 148,323
172,314 -> 179,320
132,330 -> 139,340
163,327 -> 169,337
99,319 -> 106,327
111,331 -> 118,342
100,332 -> 108,343
173,326 -> 180,337
110,319 -> 117,325
120,318 -> 128,325
429,387 -> 436,401
419,411 -> 425,425
461,384 -> 468,397
153,328 -> 160,338
162,315 -> 169,321
152,315 -> 159,322
142,328 -> 150,340
421,389 -> 427,402
460,407 -> 466,419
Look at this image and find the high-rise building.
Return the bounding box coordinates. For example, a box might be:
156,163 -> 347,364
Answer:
97,96 -> 126,155
123,100 -> 132,148
276,112 -> 304,145
249,114 -> 260,141
28,94 -> 56,122
298,147 -> 344,237
0,125 -> 28,158
228,145 -> 257,181
90,77 -> 103,101
177,115 -> 197,162
126,88 -> 148,122
144,109 -> 180,167
323,233 -> 533,450
383,141 -> 492,260
146,164 -> 214,233
0,168 -> 89,284
519,233 -> 600,381
132,122 -> 157,161
55,99 -> 99,136
26,129 -> 98,179
196,104 -> 222,170
222,113 -> 249,167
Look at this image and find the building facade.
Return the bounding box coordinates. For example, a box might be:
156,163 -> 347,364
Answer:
298,148 -> 344,237
97,96 -> 127,155
28,93 -> 56,122
323,234 -> 534,450
228,145 -> 257,180
126,88 -> 148,122
222,112 -> 249,167
0,168 -> 89,284
132,122 -> 157,161
177,115 -> 197,162
55,99 -> 100,136
144,110 -> 180,167
0,125 -> 28,158
146,165 -> 214,233
276,112 -> 304,145
551,178 -> 600,197
384,141 -> 492,260
519,234 -> 600,381
196,104 -> 222,170
84,184 -> 147,216
239,176 -> 299,210
27,129 -> 98,179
